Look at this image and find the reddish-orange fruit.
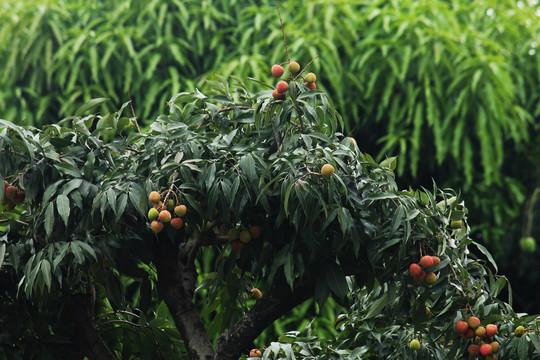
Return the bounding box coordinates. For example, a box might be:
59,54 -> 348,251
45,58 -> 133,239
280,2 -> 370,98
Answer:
413,270 -> 426,282
249,349 -> 262,357
149,191 -> 161,204
250,288 -> 262,300
485,324 -> 497,337
158,210 -> 172,223
321,164 -> 335,178
276,81 -> 289,93
419,255 -> 434,269
425,272 -> 437,284
468,344 -> 480,356
272,89 -> 286,100
456,321 -> 469,335
304,82 -> 317,90
480,343 -> 493,356
174,204 -> 187,217
304,72 -> 316,83
239,230 -> 251,243
409,263 -> 423,277
12,191 -> 25,204
5,186 -> 17,201
170,217 -> 183,230
475,326 -> 486,337
288,61 -> 300,74
490,341 -> 500,353
232,239 -> 244,252
431,256 -> 440,266
464,328 -> 475,339
249,225 -> 261,239
151,221 -> 163,233
468,316 -> 481,329
271,64 -> 284,78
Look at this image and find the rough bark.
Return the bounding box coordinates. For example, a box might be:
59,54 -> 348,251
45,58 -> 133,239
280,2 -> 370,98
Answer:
214,273 -> 316,360
154,233 -> 215,360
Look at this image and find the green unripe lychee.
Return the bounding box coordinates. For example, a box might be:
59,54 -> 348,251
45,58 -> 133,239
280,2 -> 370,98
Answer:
515,325 -> 525,337
149,191 -> 161,204
148,208 -> 159,221
239,230 -> 251,243
520,236 -> 536,252
276,81 -> 289,93
468,316 -> 481,329
305,72 -> 316,83
227,228 -> 239,241
271,64 -> 284,78
425,272 -> 437,284
409,339 -> 420,350
490,341 -> 499,353
174,204 -> 187,217
450,220 -> 462,229
166,199 -> 175,212
151,221 -> 163,233
170,217 -> 183,230
288,61 -> 300,74
321,164 -> 334,178
475,326 -> 486,337
158,210 -> 172,223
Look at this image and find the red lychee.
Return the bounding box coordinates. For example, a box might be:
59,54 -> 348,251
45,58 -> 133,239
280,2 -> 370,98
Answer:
158,210 -> 172,223
468,316 -> 481,329
250,288 -> 262,300
419,255 -> 434,269
271,64 -> 284,78
486,324 -> 497,337
272,89 -> 286,100
170,217 -> 183,230
409,263 -> 423,277
467,344 -> 480,356
149,191 -> 161,204
455,321 -> 469,335
151,221 -> 163,233
174,204 -> 187,217
480,343 -> 493,356
431,256 -> 440,266
249,225 -> 261,239
276,81 -> 289,94
304,82 -> 317,90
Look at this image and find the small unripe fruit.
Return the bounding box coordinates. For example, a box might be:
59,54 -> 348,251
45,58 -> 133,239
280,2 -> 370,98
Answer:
166,199 -> 175,212
249,349 -> 262,358
350,138 -> 356,147
5,186 -> 17,201
425,272 -> 437,284
419,255 -> 434,269
490,341 -> 499,353
170,217 -> 183,230
305,72 -> 316,83
239,230 -> 251,243
151,221 -> 163,233
228,228 -> 239,241
272,89 -> 286,100
520,236 -> 536,253
12,191 -> 25,204
480,343 -> 493,356
468,344 -> 480,356
450,220 -> 462,229
158,210 -> 172,223
431,256 -> 440,266
250,288 -> 262,300
475,326 -> 486,337
413,270 -> 426,282
409,263 -> 423,277
515,325 -> 525,337
456,321 -> 469,335
174,204 -> 187,217
148,208 -> 159,221
486,324 -> 497,337
321,164 -> 334,178
249,225 -> 261,239
149,191 -> 161,204
468,316 -> 481,329
232,239 -> 244,251
464,328 -> 475,339
276,81 -> 289,93
304,82 -> 317,90
288,61 -> 300,74
271,64 -> 284,78
409,339 -> 420,350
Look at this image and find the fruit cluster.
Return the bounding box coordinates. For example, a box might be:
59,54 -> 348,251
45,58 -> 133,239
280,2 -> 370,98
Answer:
147,191 -> 186,233
2,181 -> 25,211
456,316 -> 499,359
270,60 -> 317,100
223,225 -> 261,252
409,255 -> 440,284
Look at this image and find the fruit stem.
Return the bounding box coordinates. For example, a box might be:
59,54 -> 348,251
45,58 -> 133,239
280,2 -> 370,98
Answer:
128,93 -> 142,134
276,7 -> 290,63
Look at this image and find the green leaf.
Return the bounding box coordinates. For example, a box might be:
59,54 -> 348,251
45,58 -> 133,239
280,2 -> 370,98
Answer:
75,98 -> 110,117
473,241 -> 498,273
44,202 -> 55,237
325,262 -> 348,299
0,243 -> 5,269
56,194 -> 70,226
364,291 -> 388,319
40,259 -> 52,292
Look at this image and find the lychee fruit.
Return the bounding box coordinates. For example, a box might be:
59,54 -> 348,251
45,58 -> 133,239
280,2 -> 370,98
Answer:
480,343 -> 493,356
455,321 -> 469,335
431,256 -> 440,266
321,164 -> 334,178
304,72 -> 316,83
490,341 -> 499,353
158,210 -> 172,223
166,199 -> 175,212
12,191 -> 25,204
174,204 -> 187,217
304,82 -> 317,90
250,288 -> 262,300
249,225 -> 261,239
468,344 -> 480,356
271,64 -> 284,78
153,201 -> 163,210
409,263 -> 423,277
413,270 -> 426,282
409,339 -> 420,350
419,255 -> 434,269
151,221 -> 163,233
276,81 -> 289,93
149,191 -> 161,204
170,217 -> 183,230
249,349 -> 262,358
5,186 -> 17,201
350,138 -> 357,147
228,228 -> 239,241
288,61 -> 300,74
468,316 -> 481,329
425,272 -> 437,284
486,324 -> 497,337
148,208 -> 159,221
272,89 -> 286,100
450,220 -> 462,229
232,239 -> 244,252
475,326 -> 486,337
239,230 -> 251,243
515,325 -> 525,337
464,328 -> 475,338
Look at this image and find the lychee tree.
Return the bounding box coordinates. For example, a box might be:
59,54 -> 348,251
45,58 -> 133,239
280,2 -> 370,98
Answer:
1,47 -> 540,360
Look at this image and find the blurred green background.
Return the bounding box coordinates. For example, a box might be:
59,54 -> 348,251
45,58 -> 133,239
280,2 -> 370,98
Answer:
1,0 -> 539,318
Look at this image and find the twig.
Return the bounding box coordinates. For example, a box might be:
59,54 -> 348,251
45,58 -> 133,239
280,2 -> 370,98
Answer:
277,7 -> 290,63
293,55 -> 319,82
128,93 -> 142,134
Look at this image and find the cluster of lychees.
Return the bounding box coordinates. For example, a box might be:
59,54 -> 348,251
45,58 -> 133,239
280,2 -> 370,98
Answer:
219,224 -> 261,252
270,61 -> 317,100
456,316 -> 499,359
147,191 -> 186,233
1,180 -> 25,211
409,255 -> 440,284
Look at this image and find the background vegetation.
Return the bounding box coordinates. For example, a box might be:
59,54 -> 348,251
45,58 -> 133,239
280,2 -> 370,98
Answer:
1,0 -> 539,313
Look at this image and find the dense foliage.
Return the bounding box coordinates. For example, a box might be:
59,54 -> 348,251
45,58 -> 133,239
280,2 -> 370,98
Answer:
2,67 -> 540,358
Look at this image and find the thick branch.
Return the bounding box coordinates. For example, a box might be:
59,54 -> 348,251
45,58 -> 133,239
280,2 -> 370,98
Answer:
154,232 -> 214,360
214,273 -> 315,360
